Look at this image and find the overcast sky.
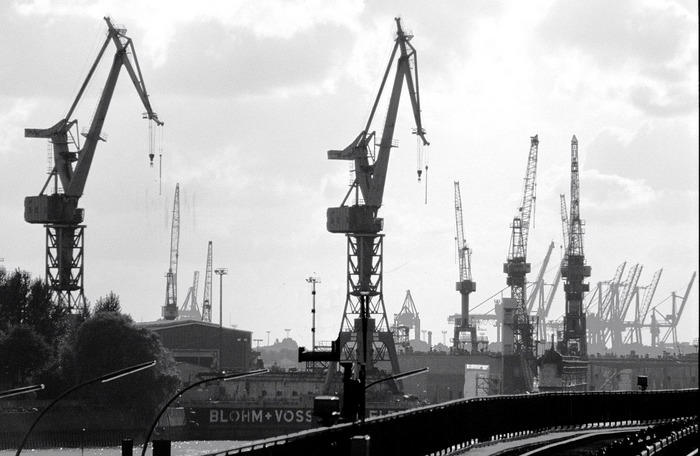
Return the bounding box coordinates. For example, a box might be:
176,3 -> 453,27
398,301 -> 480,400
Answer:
1,0 -> 697,351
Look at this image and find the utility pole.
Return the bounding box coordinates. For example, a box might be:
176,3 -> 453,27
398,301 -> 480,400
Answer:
306,276 -> 321,349
266,331 -> 271,346
214,268 -> 228,371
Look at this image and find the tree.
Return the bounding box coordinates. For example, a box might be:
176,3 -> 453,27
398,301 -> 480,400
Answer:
62,312 -> 180,424
0,267 -> 70,343
94,291 -> 121,314
0,325 -> 53,387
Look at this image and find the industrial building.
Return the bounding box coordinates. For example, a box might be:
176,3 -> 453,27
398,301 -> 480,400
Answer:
139,319 -> 252,379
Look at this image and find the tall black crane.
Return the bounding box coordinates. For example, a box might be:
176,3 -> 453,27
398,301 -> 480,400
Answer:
325,17 -> 429,399
453,181 -> 477,352
502,135 -> 539,393
560,135 -> 591,356
163,184 -> 180,320
24,17 -> 162,310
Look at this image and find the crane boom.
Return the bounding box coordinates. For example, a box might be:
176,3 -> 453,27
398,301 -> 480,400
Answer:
162,184 -> 180,320
25,17 -> 162,204
327,17 -> 428,233
201,241 -> 214,322
560,194 -> 569,257
454,181 -> 472,283
675,271 -> 696,323
507,135 -> 539,262
526,241 -> 554,315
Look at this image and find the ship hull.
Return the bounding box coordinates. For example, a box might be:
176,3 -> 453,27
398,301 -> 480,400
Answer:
162,402 -> 411,441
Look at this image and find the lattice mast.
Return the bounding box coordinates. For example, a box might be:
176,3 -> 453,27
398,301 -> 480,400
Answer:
453,181 -> 477,352
23,17 -> 162,311
201,241 -> 213,322
503,136 -> 539,352
501,135 -> 539,393
162,183 -> 180,320
560,135 -> 592,356
326,17 -> 429,385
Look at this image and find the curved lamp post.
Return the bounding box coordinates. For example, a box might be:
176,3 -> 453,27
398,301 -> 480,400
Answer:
364,367 -> 429,391
361,367 -> 429,423
0,384 -> 44,400
16,359 -> 156,456
141,368 -> 269,456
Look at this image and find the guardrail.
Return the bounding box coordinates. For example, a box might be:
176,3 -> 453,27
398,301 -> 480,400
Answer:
205,389 -> 698,456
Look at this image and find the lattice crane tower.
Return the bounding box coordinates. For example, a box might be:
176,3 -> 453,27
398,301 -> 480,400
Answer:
453,181 -> 477,352
201,241 -> 213,323
502,135 -> 539,393
561,135 -> 591,356
162,183 -> 180,320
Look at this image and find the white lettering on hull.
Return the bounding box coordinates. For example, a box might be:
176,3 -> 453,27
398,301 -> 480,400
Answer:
208,408 -> 313,425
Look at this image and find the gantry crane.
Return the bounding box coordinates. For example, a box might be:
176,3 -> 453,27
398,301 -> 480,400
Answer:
624,268 -> 662,345
178,271 -> 201,320
162,183 -> 180,320
453,181 -> 477,352
201,241 -> 213,323
313,17 -> 429,402
24,17 -> 162,310
586,262 -> 626,350
560,135 -> 591,357
502,135 -> 539,393
653,272 -> 696,347
392,290 -> 421,349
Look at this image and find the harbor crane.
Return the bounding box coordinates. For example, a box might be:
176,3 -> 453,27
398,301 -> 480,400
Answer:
560,135 -> 591,357
201,241 -> 213,323
624,268 -> 662,345
653,271 -> 696,347
299,17 -> 429,416
392,290 -> 421,349
178,271 -> 201,320
162,184 -> 180,320
453,181 -> 477,353
502,135 -> 539,393
24,17 -> 162,310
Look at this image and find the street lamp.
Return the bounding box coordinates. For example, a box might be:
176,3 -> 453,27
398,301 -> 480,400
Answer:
306,276 -> 320,350
0,384 -> 44,400
16,360 -> 156,456
141,368 -> 269,456
364,367 -> 429,390
214,268 -> 228,370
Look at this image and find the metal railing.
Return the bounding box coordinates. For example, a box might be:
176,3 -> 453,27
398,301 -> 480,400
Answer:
203,389 -> 698,456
